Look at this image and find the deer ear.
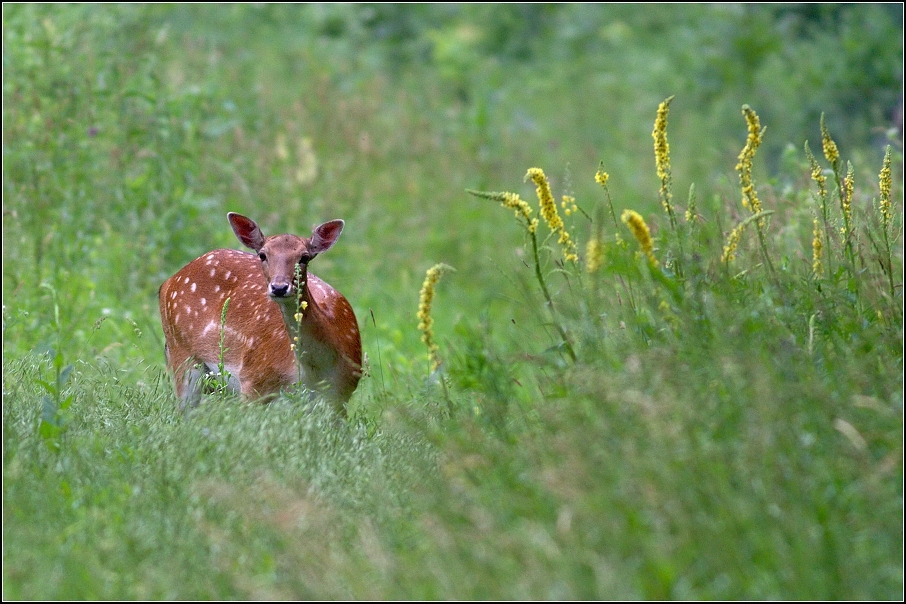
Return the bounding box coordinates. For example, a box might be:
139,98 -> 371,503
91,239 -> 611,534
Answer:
310,219 -> 344,254
228,213 -> 266,252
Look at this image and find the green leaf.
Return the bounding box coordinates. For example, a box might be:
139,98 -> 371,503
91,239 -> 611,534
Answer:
39,420 -> 61,443
41,395 -> 59,425
36,379 -> 56,396
58,364 -> 74,389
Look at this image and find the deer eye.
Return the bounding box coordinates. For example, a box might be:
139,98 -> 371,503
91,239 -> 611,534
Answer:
298,253 -> 313,265
258,252 -> 267,262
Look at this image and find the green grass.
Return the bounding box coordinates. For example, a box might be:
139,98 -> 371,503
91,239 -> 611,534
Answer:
3,4 -> 903,599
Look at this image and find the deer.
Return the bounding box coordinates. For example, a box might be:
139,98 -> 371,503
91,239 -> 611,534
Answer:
158,212 -> 362,414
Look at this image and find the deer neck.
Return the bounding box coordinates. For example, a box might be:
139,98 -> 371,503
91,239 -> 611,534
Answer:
271,270 -> 320,355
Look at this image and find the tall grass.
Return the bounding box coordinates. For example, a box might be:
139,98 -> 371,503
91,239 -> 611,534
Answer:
4,5 -> 902,599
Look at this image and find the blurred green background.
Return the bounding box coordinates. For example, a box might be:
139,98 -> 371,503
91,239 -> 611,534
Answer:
3,3 -> 901,370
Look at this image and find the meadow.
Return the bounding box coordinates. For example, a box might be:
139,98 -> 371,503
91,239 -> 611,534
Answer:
3,4 -> 903,599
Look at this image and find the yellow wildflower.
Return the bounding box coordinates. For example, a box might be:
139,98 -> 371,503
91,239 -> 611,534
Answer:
527,167 -> 561,231
841,161 -> 854,238
685,183 -> 697,223
652,96 -> 672,182
805,142 -> 828,201
820,113 -> 840,168
417,263 -> 455,372
469,189 -> 538,233
721,222 -> 746,264
502,191 -> 539,233
879,145 -> 892,230
652,96 -> 676,224
736,105 -> 765,216
595,168 -> 610,187
812,218 -> 823,277
526,167 -> 578,262
621,209 -> 658,266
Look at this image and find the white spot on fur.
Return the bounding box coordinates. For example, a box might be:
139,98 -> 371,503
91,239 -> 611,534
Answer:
202,321 -> 218,336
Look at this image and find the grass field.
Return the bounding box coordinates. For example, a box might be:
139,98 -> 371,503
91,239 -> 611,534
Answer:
3,4 -> 903,599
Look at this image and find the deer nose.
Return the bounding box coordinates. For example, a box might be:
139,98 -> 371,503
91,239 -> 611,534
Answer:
269,279 -> 291,298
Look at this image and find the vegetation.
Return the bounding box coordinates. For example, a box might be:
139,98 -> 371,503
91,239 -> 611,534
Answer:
3,4 -> 902,599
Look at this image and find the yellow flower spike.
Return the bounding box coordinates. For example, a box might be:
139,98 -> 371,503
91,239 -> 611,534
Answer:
721,222 -> 745,265
594,168 -> 610,187
292,301 -> 309,325
841,161 -> 854,237
812,218 -> 823,278
820,113 -> 840,168
876,145 -> 897,299
502,192 -> 537,231
652,97 -> 672,182
805,142 -> 828,201
652,96 -> 676,225
526,167 -> 561,230
685,183 -> 697,223
593,163 -> 624,240
468,189 -> 538,233
879,145 -> 892,230
621,209 -> 658,267
720,210 -> 774,265
736,105 -> 765,216
417,263 -> 455,372
526,167 -> 578,263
